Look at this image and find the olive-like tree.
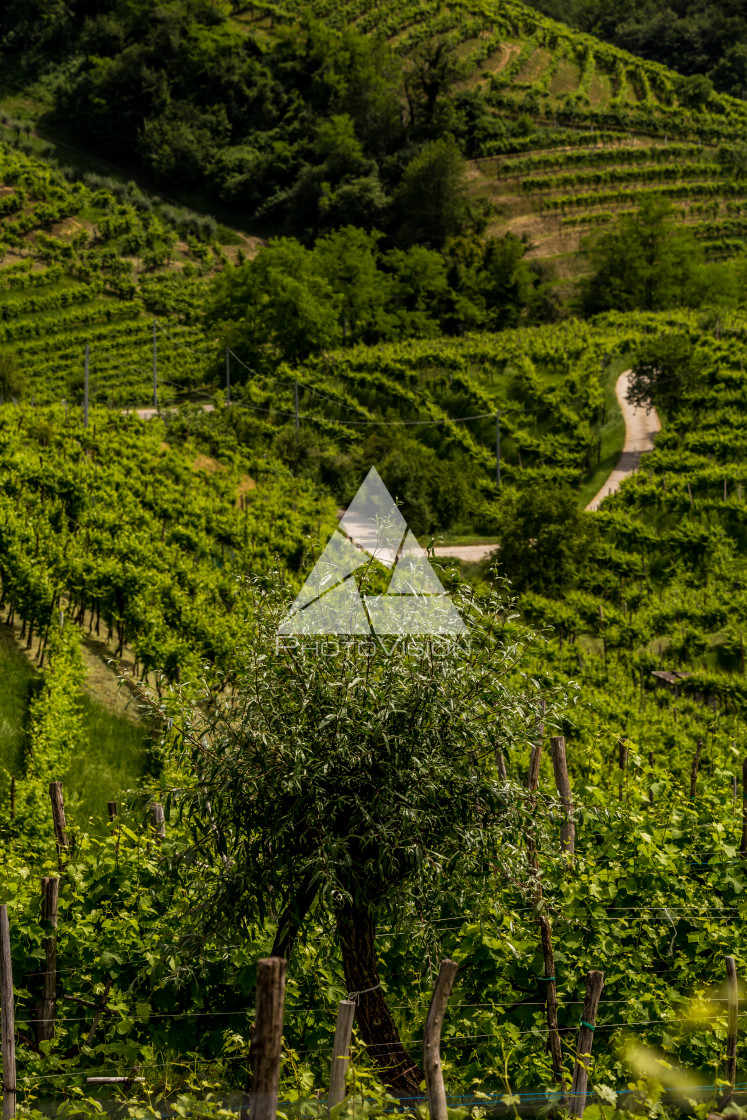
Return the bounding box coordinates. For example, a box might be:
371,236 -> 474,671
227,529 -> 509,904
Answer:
146,568 -> 563,1096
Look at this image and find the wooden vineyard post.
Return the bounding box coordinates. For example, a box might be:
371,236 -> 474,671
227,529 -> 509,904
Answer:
249,957 -> 286,1120
648,751 -> 654,805
107,801 -> 117,822
550,736 -> 575,857
724,955 -> 738,1095
0,905 -> 16,1120
423,960 -> 458,1120
569,970 -> 604,1118
9,777 -> 14,820
328,1000 -> 356,1111
37,877 -> 59,1043
49,781 -> 69,865
618,739 -> 628,803
149,803 -> 165,844
538,915 -> 565,1087
741,759 -> 747,858
690,739 -> 703,799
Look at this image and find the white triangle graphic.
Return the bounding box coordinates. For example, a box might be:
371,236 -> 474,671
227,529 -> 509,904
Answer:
286,530 -> 368,614
277,468 -> 466,637
338,466 -> 406,568
388,531 -> 447,596
278,576 -> 371,635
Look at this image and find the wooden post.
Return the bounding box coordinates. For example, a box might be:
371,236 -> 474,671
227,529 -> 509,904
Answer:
9,777 -> 14,821
690,739 -> 703,799
550,736 -> 575,856
328,1000 -> 356,1110
569,970 -> 604,1118
618,738 -> 628,802
648,750 -> 654,804
37,877 -> 59,1043
725,955 -> 738,1092
49,782 -> 68,863
528,742 -> 542,792
249,957 -> 286,1120
107,801 -> 117,822
0,905 -> 16,1120
149,803 -> 165,843
741,759 -> 747,858
423,960 -> 458,1120
538,915 -> 565,1086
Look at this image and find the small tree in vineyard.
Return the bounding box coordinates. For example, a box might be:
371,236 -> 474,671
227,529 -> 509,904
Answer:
144,567 -> 565,1096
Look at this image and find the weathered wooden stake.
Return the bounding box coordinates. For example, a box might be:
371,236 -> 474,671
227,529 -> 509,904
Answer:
725,955 -> 738,1092
569,970 -> 604,1118
690,739 -> 703,799
539,915 -> 565,1087
550,736 -> 575,856
0,904 -> 16,1120
648,750 -> 654,804
249,957 -> 286,1120
149,803 -> 165,844
741,759 -> 747,858
49,782 -> 69,861
328,1000 -> 356,1111
37,877 -> 59,1043
618,738 -> 628,802
423,960 -> 458,1120
9,777 -> 14,821
107,801 -> 117,822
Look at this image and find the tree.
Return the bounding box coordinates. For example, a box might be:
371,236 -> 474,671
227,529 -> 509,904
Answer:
490,485 -> 597,595
204,238 -> 341,370
627,332 -> 705,418
579,198 -> 716,315
393,135 -> 470,249
147,572 -> 560,1096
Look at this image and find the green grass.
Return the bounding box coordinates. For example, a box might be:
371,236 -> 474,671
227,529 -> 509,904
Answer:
65,695 -> 149,834
578,355 -> 628,509
0,626 -> 37,775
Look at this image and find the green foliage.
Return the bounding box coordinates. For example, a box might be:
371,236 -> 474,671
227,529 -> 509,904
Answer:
627,332 -> 705,418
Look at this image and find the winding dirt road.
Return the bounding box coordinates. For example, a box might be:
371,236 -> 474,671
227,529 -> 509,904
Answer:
433,368 -> 660,563
584,369 -> 660,512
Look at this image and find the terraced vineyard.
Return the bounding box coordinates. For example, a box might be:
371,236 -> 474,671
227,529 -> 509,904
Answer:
0,142 -> 221,407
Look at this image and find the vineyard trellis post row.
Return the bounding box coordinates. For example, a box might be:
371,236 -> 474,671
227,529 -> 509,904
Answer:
328,999 -> 356,1110
0,904 -> 16,1120
569,970 -> 604,1118
423,959 -> 459,1120
249,957 -> 286,1120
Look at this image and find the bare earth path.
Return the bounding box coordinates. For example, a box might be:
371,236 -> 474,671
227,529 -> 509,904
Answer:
584,369 -> 660,512
433,369 -> 660,562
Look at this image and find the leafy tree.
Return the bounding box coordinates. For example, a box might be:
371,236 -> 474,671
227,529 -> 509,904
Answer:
579,198 -> 718,315
627,331 -> 706,417
393,135 -> 470,249
205,239 -> 341,370
489,484 -> 597,595
147,571 -> 559,1095
312,225 -> 392,345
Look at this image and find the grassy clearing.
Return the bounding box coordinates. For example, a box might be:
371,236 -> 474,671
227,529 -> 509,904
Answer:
64,694 -> 149,834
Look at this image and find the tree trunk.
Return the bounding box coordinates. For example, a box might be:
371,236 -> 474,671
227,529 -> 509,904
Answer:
336,902 -> 423,1098
270,874 -> 319,961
